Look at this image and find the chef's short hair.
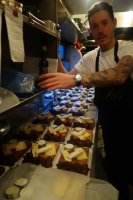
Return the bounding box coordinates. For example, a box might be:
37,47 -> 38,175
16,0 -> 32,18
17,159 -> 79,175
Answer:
88,1 -> 114,21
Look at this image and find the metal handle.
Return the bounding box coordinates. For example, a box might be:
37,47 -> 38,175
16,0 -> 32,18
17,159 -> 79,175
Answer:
0,119 -> 10,138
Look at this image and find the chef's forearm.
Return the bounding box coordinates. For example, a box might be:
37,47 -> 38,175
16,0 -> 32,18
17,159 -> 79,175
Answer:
82,55 -> 133,87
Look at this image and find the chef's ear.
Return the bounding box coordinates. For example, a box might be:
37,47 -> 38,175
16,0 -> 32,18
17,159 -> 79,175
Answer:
113,18 -> 117,29
88,28 -> 91,34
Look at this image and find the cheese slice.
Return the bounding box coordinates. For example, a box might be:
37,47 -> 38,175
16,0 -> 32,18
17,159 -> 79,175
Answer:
77,149 -> 88,160
54,124 -> 65,132
76,118 -> 82,123
31,124 -> 44,131
59,128 -> 67,133
69,148 -> 83,159
56,114 -> 62,119
48,127 -> 55,134
72,131 -> 79,137
62,150 -> 72,162
45,143 -> 56,156
79,132 -> 92,141
36,145 -> 52,154
61,119 -> 65,122
72,128 -> 86,137
79,128 -> 86,135
78,135 -> 85,141
15,141 -> 27,151
51,124 -> 58,128
32,143 -> 38,157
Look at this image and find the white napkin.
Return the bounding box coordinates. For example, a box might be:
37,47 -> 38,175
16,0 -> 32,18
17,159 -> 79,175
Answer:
19,167 -> 89,200
0,164 -> 119,200
5,5 -> 24,62
86,178 -> 119,200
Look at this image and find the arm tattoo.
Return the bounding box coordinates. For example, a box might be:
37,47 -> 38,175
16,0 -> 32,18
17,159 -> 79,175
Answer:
82,55 -> 133,87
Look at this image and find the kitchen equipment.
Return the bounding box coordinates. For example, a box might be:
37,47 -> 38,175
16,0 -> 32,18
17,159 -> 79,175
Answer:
0,118 -> 10,139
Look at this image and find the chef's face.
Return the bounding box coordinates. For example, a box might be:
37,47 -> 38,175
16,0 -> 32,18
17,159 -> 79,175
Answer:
89,10 -> 117,51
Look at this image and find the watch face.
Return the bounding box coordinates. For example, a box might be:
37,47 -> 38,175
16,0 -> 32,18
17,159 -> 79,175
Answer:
75,74 -> 82,82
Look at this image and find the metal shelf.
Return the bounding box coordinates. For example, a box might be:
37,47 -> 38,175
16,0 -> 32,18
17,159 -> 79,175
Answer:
0,2 -> 60,39
0,90 -> 45,119
23,15 -> 60,39
58,0 -> 86,43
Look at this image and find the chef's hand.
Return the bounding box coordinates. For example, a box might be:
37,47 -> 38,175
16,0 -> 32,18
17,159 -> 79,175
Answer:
37,73 -> 76,91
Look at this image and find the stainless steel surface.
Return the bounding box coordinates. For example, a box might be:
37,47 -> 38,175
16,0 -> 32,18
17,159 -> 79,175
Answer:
0,90 -> 44,118
0,87 -> 20,114
62,0 -> 133,14
0,91 -> 45,141
23,15 -> 60,39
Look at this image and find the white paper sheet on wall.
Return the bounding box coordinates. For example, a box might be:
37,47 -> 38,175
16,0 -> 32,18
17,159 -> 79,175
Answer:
0,8 -> 3,85
5,5 -> 25,62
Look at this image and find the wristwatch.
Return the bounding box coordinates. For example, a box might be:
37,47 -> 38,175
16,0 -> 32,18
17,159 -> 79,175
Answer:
75,73 -> 82,86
